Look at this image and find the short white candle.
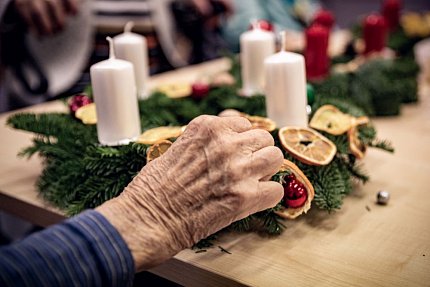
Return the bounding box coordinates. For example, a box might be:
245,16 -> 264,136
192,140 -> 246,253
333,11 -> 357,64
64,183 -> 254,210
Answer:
240,23 -> 275,96
264,33 -> 308,127
114,22 -> 149,99
90,37 -> 141,146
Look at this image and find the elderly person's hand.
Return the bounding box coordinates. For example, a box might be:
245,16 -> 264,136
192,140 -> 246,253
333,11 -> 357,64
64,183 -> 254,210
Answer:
97,115 -> 284,271
14,0 -> 79,36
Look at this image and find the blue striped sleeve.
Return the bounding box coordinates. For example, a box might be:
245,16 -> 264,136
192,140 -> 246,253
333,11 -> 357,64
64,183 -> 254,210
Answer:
0,210 -> 135,287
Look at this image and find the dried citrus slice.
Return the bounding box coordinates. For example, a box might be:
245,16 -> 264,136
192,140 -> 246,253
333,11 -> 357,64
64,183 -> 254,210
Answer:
157,83 -> 192,98
218,110 -> 277,132
146,140 -> 172,162
309,105 -> 354,135
348,126 -> 366,159
75,103 -> 97,125
279,126 -> 337,166
242,114 -> 276,132
136,126 -> 184,145
275,159 -> 315,219
353,116 -> 370,126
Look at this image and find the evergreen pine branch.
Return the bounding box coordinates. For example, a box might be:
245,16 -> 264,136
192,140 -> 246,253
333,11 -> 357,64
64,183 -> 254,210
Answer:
369,139 -> 395,153
349,162 -> 370,184
7,113 -> 97,142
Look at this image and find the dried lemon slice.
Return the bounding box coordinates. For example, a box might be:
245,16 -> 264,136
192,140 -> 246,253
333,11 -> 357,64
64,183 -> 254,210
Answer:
137,126 -> 184,145
278,126 -> 337,166
242,114 -> 276,132
275,159 -> 315,219
75,103 -> 97,125
309,105 -> 354,135
157,83 -> 192,98
146,140 -> 172,162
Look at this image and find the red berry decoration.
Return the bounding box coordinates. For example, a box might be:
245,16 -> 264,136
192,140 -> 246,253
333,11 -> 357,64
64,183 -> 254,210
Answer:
248,19 -> 274,32
69,94 -> 92,116
191,82 -> 210,99
283,173 -> 308,208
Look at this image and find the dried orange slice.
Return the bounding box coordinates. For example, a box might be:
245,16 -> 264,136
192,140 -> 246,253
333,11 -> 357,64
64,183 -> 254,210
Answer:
309,105 -> 354,135
146,140 -> 172,162
211,72 -> 236,87
136,126 -> 184,145
275,159 -> 315,219
279,126 -> 337,166
157,83 -> 192,98
348,126 -> 366,159
218,110 -> 276,132
242,114 -> 276,132
353,116 -> 370,126
75,103 -> 97,125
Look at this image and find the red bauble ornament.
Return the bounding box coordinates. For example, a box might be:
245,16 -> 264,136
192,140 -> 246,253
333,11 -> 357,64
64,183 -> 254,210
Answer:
313,9 -> 335,30
69,94 -> 92,115
191,82 -> 210,99
283,174 -> 308,208
248,19 -> 274,32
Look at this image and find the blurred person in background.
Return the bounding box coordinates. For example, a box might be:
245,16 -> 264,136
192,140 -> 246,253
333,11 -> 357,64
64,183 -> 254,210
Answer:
0,0 -> 92,113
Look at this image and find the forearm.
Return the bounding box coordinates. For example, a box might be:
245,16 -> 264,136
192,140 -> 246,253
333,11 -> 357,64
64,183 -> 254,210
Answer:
0,210 -> 134,287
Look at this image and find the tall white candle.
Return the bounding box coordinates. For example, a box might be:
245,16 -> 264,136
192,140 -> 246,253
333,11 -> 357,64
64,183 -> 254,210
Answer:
90,37 -> 141,146
240,23 -> 275,96
264,33 -> 308,127
114,22 -> 149,99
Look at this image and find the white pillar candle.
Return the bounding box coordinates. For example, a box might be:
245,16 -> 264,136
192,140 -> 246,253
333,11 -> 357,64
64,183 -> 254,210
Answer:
264,33 -> 308,127
240,23 -> 275,96
90,37 -> 141,146
114,22 -> 149,99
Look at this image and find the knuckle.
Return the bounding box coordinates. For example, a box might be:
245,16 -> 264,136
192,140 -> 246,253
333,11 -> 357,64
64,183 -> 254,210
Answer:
255,129 -> 274,146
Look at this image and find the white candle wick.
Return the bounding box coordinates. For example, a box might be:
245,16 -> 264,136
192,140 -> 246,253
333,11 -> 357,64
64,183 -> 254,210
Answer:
280,31 -> 287,52
106,36 -> 116,59
124,21 -> 135,33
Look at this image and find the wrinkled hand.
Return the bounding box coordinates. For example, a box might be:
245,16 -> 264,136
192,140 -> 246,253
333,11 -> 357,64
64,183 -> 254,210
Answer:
14,0 -> 79,36
97,115 -> 284,271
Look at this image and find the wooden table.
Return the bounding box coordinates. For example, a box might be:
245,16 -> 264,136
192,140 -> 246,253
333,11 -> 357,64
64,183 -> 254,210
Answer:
1,58 -> 429,286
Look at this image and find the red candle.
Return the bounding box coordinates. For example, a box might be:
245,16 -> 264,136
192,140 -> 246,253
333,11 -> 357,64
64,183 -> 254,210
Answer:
382,0 -> 401,31
363,14 -> 387,55
312,9 -> 335,30
305,25 -> 330,80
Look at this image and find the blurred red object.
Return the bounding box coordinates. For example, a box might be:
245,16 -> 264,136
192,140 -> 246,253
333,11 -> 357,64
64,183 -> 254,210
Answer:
305,25 -> 329,81
312,9 -> 335,30
248,19 -> 274,32
382,0 -> 401,31
363,14 -> 387,55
